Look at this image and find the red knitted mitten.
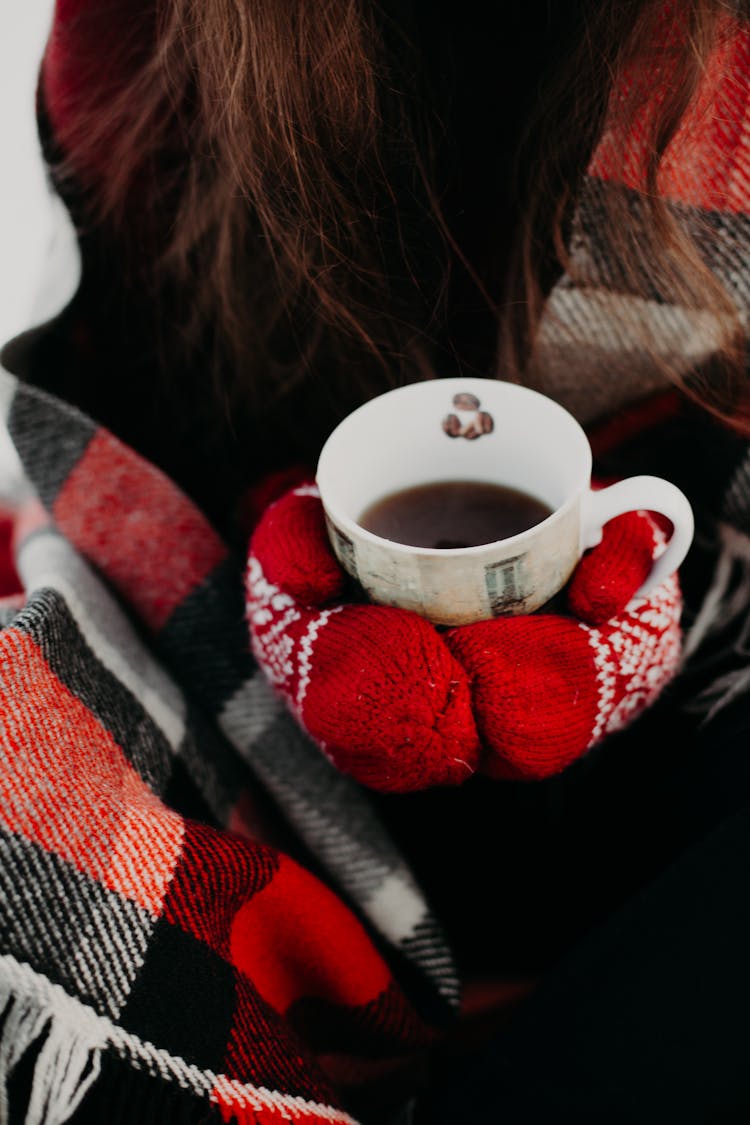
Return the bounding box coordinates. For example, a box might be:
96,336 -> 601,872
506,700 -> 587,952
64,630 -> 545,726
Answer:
246,483 -> 683,791
445,510 -> 682,780
246,483 -> 481,793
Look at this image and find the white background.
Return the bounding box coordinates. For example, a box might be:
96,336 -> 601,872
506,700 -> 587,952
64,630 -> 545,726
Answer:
0,3 -> 56,349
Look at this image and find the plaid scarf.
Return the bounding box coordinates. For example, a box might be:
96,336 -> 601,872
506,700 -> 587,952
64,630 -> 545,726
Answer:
0,369 -> 459,1124
530,13 -> 750,715
531,17 -> 750,420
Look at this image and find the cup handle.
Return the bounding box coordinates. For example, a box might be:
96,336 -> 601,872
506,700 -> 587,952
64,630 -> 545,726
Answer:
580,476 -> 695,599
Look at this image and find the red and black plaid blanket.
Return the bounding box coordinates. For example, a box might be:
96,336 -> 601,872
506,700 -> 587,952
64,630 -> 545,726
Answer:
0,369 -> 460,1123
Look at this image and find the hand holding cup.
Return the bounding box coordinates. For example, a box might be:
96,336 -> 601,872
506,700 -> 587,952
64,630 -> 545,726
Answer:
245,380 -> 690,791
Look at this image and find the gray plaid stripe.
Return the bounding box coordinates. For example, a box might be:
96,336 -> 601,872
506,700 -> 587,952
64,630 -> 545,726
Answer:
574,177 -> 750,304
400,919 -> 460,1007
531,287 -> 722,423
724,449 -> 750,534
6,380 -> 96,511
221,686 -> 459,999
0,833 -> 154,1020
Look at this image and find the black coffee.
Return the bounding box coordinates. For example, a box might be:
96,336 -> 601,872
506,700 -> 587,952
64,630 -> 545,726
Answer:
358,480 -> 553,549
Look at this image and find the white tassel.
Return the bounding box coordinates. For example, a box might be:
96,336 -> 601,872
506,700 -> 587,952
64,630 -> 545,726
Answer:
690,664 -> 750,723
682,523 -> 750,719
0,967 -> 101,1125
25,1019 -> 100,1125
0,993 -> 49,1125
683,524 -> 750,661
681,543 -> 735,662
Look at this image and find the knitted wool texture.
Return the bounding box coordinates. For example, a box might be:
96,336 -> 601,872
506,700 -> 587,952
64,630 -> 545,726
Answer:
245,486 -> 683,789
246,487 -> 481,793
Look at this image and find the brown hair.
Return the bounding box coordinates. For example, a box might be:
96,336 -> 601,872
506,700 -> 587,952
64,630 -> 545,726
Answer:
50,0 -> 748,431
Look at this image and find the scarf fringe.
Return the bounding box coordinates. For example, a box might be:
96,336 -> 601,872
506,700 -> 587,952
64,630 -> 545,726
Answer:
682,523 -> 750,720
0,959 -> 360,1125
0,976 -> 101,1125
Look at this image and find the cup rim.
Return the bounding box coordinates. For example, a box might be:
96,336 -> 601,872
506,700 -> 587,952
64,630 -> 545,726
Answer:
316,378 -> 593,558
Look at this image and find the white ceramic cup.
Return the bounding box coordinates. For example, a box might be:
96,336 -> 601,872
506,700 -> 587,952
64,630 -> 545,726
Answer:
315,377 -> 694,626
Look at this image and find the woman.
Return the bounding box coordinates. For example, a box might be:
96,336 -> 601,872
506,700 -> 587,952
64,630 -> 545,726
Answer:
1,1 -> 749,1121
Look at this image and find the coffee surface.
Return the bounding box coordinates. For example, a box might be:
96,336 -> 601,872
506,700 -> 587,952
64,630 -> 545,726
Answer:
358,480 -> 553,549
